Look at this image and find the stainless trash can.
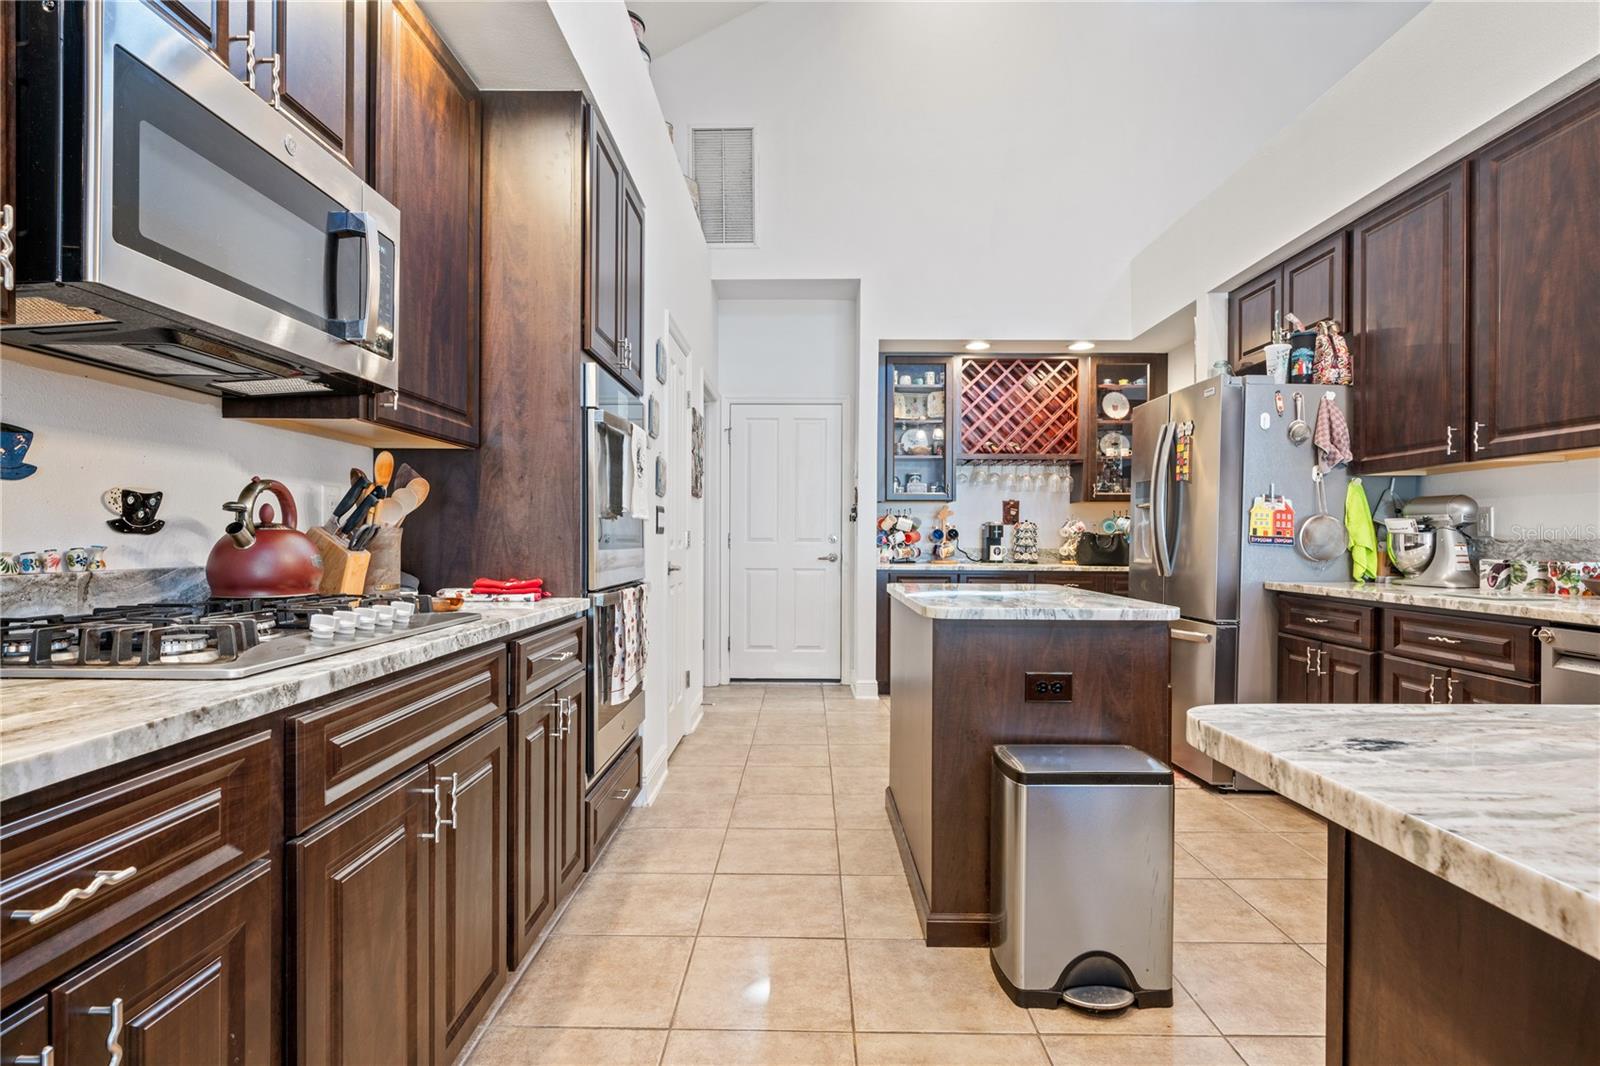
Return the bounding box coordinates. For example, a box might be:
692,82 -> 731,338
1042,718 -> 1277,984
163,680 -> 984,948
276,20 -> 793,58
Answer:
990,744 -> 1173,1012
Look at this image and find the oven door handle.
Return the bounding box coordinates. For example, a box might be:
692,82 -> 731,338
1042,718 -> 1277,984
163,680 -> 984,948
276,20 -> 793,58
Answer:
592,409 -> 637,437
591,586 -> 640,607
326,211 -> 378,344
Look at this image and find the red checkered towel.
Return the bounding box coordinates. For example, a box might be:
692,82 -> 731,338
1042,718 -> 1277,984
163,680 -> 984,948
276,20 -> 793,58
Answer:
1314,394 -> 1352,473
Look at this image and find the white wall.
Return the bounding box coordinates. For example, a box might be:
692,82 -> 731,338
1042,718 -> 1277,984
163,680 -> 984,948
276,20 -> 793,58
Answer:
546,1 -> 719,797
0,348 -> 370,570
1418,460 -> 1600,544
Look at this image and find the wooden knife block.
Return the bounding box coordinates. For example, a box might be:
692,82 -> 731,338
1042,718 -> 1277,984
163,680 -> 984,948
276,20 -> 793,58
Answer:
309,526 -> 370,596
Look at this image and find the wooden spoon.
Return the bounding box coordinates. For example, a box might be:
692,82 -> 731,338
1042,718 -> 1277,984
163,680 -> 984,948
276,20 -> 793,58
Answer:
392,462 -> 421,491
389,478 -> 431,526
373,451 -> 395,494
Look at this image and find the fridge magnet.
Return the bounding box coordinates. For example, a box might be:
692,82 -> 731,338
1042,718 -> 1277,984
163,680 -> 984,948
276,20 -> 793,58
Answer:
647,395 -> 661,439
655,339 -> 667,385
1,424 -> 38,480
1247,490 -> 1296,545
655,455 -> 667,498
1173,421 -> 1194,482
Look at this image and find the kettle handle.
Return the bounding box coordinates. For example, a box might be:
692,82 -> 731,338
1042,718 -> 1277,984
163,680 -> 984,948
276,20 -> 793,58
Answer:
224,478 -> 300,548
254,479 -> 299,529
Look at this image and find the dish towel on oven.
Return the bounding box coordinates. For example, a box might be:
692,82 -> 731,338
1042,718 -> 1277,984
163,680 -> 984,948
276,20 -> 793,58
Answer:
1313,393 -> 1353,473
608,584 -> 648,705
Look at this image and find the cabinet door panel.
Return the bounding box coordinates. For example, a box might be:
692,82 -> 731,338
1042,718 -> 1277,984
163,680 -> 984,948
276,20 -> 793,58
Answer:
291,767 -> 431,1066
258,0 -> 369,172
1321,645 -> 1377,703
509,694 -> 559,966
585,109 -> 624,365
1229,268 -> 1281,372
431,723 -> 507,1066
1380,655 -> 1442,705
370,0 -> 482,445
1471,83 -> 1600,459
1349,164 -> 1468,471
148,0 -> 246,76
1283,233 -> 1345,327
618,174 -> 647,393
52,862 -> 275,1066
1276,635 -> 1317,703
1448,668 -> 1539,706
0,996 -> 50,1066
555,673 -> 587,900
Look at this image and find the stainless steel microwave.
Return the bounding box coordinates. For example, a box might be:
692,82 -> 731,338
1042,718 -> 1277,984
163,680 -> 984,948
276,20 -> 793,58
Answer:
7,0 -> 399,398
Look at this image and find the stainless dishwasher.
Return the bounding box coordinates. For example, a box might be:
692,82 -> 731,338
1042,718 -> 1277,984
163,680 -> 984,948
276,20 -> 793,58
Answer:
1536,627 -> 1600,703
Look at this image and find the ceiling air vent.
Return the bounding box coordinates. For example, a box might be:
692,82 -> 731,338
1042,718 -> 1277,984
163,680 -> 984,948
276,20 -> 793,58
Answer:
691,127 -> 755,245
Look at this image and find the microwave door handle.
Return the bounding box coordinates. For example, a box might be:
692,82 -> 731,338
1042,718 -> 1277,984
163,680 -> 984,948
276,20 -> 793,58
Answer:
327,211 -> 374,343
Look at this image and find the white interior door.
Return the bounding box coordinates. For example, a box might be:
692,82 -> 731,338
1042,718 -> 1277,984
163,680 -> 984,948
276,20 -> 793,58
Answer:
728,403 -> 843,679
666,334 -> 694,745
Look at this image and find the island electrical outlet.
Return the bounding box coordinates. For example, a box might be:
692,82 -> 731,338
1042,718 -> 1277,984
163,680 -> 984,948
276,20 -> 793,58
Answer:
1024,672 -> 1073,702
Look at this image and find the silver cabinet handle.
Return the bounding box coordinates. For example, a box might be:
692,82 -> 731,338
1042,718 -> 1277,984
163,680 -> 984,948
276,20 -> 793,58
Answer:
88,997 -> 123,1066
260,52 -> 283,109
1,203 -> 15,294
561,701 -> 576,739
1446,675 -> 1458,703
443,773 -> 460,831
1444,425 -> 1455,456
817,553 -> 839,562
1427,674 -> 1439,703
612,787 -> 633,802
228,30 -> 257,89
10,867 -> 137,926
380,390 -> 400,410
13,1045 -> 54,1066
419,782 -> 445,841
1317,649 -> 1328,677
1304,645 -> 1316,675
1171,629 -> 1211,644
1473,421 -> 1484,451
1302,616 -> 1329,625
1426,635 -> 1462,645
1535,627 -> 1556,645
545,650 -> 577,663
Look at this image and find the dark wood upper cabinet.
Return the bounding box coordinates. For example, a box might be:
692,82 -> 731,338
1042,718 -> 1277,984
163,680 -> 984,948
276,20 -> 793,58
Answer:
254,0 -> 369,174
52,862 -> 276,1066
1282,232 -> 1346,328
146,0 -> 247,74
291,766 -> 432,1066
2,0 -> 14,325
621,174 -> 647,393
509,691 -> 559,967
585,109 -> 627,372
430,723 -> 506,1066
1228,267 -> 1281,373
1349,163 -> 1469,472
1470,82 -> 1600,460
368,0 -> 482,446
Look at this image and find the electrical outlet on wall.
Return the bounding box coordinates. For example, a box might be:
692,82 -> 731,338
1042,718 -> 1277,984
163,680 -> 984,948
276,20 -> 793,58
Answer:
1481,505 -> 1495,539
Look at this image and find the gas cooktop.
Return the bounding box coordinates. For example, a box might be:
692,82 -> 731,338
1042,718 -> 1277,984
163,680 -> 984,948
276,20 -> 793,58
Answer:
0,595 -> 480,680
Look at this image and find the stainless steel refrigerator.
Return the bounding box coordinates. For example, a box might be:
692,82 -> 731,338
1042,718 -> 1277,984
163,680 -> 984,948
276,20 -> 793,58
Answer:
1131,376 -> 1351,788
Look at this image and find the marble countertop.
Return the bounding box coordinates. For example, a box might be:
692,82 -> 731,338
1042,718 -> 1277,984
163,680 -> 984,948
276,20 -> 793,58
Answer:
878,559 -> 1127,573
1186,702 -> 1600,959
887,581 -> 1177,621
0,599 -> 589,802
1267,580 -> 1600,627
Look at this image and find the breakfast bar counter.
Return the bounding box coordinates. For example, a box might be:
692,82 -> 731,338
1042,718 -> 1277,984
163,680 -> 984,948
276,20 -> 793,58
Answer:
1188,702 -> 1599,1065
886,582 -> 1176,946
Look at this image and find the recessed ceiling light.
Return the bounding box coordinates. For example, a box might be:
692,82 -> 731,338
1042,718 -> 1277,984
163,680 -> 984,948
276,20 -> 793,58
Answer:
1068,341 -> 1096,352
964,340 -> 991,351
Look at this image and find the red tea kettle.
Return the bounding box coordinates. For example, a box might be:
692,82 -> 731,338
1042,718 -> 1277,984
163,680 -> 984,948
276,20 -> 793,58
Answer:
206,478 -> 324,598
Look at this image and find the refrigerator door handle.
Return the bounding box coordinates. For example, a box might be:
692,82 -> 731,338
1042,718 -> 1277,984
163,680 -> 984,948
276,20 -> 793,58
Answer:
1152,421 -> 1175,578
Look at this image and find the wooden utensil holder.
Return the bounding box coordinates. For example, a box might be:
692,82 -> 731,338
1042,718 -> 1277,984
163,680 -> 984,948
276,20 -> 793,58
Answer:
363,527 -> 403,593
309,526 -> 370,595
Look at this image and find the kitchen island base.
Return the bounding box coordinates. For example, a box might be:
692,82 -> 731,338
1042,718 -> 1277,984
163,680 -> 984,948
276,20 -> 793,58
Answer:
1329,826 -> 1600,1066
886,591 -> 1173,948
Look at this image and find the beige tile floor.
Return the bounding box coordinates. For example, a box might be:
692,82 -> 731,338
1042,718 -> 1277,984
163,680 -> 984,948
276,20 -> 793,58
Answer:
471,684 -> 1329,1066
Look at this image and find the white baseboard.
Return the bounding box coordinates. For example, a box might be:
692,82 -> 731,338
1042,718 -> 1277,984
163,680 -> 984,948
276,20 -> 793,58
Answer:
638,745 -> 670,806
685,704 -> 705,734
851,680 -> 880,700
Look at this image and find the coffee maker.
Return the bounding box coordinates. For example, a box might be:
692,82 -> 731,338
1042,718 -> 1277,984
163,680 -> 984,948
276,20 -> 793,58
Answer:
1384,495 -> 1480,589
980,523 -> 1006,562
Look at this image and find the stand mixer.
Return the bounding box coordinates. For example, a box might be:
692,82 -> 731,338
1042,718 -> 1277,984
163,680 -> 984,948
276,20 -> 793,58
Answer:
1384,495 -> 1480,589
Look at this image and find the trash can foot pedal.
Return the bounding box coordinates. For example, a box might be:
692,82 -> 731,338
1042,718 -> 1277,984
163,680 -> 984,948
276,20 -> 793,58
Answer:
1061,985 -> 1136,1013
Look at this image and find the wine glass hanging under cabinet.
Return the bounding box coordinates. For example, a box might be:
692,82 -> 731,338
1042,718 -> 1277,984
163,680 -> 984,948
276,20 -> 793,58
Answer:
883,356 -> 956,501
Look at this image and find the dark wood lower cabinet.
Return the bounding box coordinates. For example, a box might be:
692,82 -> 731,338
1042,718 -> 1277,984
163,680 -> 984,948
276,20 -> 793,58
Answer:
1276,635 -> 1317,703
508,691 -> 559,967
53,861 -> 276,1066
431,723 -> 507,1066
0,995 -> 50,1066
554,672 -> 587,903
292,766 -> 432,1066
1321,644 -> 1378,702
1447,666 -> 1538,705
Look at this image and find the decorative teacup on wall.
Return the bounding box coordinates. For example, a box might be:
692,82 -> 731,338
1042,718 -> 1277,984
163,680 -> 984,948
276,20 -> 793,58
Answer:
1,424 -> 38,480
104,487 -> 166,534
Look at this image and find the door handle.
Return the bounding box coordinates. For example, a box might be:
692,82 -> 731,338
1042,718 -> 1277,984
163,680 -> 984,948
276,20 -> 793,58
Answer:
419,782 -> 446,840
1446,675 -> 1458,703
1426,674 -> 1438,703
667,563 -> 683,573
817,553 -> 839,562
1171,629 -> 1212,644
12,1046 -> 53,1066
88,997 -> 124,1066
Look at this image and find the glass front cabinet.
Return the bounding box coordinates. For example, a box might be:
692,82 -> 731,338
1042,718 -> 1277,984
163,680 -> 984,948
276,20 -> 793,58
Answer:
881,356 -> 957,501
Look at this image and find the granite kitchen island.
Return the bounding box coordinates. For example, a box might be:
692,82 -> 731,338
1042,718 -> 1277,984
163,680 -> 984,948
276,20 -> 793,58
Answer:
1188,702 -> 1599,1066
886,582 -> 1177,946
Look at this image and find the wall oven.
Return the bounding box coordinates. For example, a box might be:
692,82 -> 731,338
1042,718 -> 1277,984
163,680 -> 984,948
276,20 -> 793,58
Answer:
8,0 -> 399,397
590,586 -> 647,780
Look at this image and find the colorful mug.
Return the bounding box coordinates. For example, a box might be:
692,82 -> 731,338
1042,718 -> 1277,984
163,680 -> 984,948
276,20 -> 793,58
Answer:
65,546 -> 93,571
41,548 -> 63,572
0,552 -> 16,574
16,551 -> 44,573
